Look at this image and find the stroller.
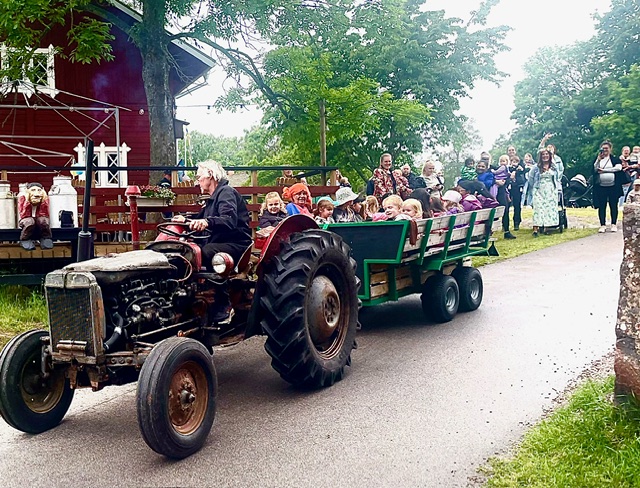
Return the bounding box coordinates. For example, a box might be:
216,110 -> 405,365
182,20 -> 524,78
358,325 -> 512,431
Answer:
566,174 -> 593,208
543,184 -> 569,234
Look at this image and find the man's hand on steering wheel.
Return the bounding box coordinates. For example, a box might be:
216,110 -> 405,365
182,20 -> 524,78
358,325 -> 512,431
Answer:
189,219 -> 208,232
172,214 -> 208,232
160,219 -> 210,239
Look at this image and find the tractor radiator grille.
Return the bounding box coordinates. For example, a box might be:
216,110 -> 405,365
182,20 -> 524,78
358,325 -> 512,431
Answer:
46,287 -> 96,356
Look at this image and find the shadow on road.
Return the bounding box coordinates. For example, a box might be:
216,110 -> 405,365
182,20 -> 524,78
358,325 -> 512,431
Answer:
358,296 -> 448,332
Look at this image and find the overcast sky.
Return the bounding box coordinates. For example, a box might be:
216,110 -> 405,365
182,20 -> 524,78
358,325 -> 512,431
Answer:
175,0 -> 612,149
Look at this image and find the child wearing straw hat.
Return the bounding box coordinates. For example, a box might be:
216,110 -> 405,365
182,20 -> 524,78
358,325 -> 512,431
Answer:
332,187 -> 363,223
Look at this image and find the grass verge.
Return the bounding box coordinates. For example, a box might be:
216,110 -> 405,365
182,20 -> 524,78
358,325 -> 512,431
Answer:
484,376 -> 640,487
0,285 -> 47,349
474,207 -> 598,267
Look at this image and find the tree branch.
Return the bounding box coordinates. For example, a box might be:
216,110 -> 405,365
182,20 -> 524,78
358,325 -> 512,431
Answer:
170,32 -> 295,118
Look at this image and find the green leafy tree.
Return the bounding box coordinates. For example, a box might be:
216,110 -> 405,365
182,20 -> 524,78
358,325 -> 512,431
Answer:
505,0 -> 640,177
178,131 -> 245,167
437,118 -> 482,187
593,0 -> 640,77
256,0 -> 508,187
591,65 -> 640,148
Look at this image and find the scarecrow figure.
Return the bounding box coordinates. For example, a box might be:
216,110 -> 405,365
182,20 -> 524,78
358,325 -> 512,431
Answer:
18,182 -> 53,250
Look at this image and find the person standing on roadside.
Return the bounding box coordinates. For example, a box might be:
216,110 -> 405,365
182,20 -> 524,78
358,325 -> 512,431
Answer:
476,159 -> 494,195
509,154 -> 526,231
528,149 -> 559,237
620,146 -> 633,204
592,140 -> 623,233
539,133 -> 564,188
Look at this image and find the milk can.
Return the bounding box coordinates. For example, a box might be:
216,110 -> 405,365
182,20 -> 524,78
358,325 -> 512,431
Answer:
48,176 -> 78,228
0,181 -> 16,229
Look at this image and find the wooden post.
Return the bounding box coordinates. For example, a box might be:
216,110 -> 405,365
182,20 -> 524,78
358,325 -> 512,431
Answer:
125,186 -> 141,251
319,99 -> 327,185
329,170 -> 337,187
615,202 -> 640,403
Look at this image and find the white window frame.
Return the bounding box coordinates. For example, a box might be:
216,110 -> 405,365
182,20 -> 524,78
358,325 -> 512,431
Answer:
74,142 -> 130,188
0,44 -> 57,97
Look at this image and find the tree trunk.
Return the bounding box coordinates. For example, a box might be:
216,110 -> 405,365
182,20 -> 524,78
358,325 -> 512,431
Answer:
615,202 -> 640,403
139,0 -> 176,185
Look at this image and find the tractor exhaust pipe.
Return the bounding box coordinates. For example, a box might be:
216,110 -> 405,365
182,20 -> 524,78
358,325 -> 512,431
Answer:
77,139 -> 94,262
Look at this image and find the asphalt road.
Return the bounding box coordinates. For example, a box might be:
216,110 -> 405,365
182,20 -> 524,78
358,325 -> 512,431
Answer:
0,232 -> 621,487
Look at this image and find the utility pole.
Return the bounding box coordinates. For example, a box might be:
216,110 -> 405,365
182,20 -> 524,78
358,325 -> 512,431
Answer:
319,99 -> 327,185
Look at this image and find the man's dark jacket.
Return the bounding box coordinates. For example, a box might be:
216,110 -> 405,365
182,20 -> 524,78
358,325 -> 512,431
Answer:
196,179 -> 252,246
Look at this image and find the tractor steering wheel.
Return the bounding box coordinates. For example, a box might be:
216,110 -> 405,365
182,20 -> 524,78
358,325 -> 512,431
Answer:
157,221 -> 211,240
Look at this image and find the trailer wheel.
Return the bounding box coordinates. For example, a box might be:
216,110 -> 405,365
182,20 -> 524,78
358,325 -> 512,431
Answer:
137,337 -> 216,459
421,274 -> 459,323
452,267 -> 483,312
0,329 -> 74,434
260,229 -> 358,389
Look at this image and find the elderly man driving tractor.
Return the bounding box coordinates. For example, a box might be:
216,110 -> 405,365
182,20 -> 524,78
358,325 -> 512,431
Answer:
172,160 -> 252,322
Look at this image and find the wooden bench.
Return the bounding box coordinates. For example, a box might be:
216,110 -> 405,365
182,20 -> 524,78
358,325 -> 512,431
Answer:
0,227 -> 93,285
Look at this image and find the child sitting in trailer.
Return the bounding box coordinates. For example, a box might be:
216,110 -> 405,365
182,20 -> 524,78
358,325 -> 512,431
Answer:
257,191 -> 287,238
410,188 -> 433,218
430,194 -> 447,217
441,190 -> 464,214
384,195 -> 411,221
364,195 -> 380,220
456,181 -> 483,211
401,198 -> 423,220
332,187 -> 363,223
315,197 -> 336,225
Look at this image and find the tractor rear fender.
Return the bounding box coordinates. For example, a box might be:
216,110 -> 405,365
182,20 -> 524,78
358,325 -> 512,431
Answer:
255,214 -> 318,272
245,215 -> 318,339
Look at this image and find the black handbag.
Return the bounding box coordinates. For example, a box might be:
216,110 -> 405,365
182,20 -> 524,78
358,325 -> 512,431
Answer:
620,170 -> 632,185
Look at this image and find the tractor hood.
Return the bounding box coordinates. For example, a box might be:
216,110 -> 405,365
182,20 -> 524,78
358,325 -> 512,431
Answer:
62,250 -> 175,285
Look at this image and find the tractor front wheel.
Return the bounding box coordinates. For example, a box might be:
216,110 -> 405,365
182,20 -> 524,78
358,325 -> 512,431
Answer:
136,337 -> 217,459
0,329 -> 74,433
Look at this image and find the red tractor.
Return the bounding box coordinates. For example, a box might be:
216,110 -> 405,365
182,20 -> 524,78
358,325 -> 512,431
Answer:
0,215 -> 359,458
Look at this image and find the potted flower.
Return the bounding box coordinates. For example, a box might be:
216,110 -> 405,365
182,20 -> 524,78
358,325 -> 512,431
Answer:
137,185 -> 176,207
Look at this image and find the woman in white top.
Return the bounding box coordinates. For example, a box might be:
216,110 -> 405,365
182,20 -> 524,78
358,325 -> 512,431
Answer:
421,160 -> 444,198
592,140 -> 624,233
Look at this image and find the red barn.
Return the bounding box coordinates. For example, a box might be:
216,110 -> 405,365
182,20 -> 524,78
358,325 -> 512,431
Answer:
0,0 -> 214,188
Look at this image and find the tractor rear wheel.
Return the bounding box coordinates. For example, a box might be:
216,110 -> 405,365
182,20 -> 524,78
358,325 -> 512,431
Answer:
260,229 -> 359,389
0,329 -> 74,433
136,337 -> 217,459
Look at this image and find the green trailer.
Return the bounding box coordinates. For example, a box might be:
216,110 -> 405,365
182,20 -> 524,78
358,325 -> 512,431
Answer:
325,207 -> 505,322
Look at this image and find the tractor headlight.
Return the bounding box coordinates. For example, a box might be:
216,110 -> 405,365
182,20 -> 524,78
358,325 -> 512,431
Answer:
211,253 -> 234,275
66,272 -> 94,288
44,271 -> 64,288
